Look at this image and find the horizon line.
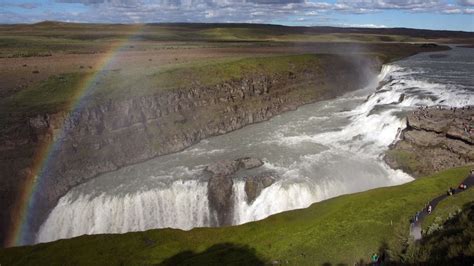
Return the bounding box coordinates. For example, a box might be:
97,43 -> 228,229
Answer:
1,20 -> 473,33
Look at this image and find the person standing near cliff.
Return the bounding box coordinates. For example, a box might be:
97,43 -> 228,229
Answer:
371,253 -> 379,265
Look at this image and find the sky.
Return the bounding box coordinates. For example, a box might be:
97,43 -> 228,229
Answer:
1,0 -> 473,31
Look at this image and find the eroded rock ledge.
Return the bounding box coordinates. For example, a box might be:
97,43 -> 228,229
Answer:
384,106 -> 474,177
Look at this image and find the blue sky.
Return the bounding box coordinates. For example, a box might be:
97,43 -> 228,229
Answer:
1,0 -> 473,31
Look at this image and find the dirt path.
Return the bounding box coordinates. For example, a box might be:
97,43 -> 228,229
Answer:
409,171 -> 474,240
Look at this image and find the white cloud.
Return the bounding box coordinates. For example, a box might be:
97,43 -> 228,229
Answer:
1,0 -> 473,24
337,0 -> 444,12
342,23 -> 387,28
458,0 -> 474,6
442,8 -> 462,14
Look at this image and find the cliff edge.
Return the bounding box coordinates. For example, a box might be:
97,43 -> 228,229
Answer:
385,106 -> 474,177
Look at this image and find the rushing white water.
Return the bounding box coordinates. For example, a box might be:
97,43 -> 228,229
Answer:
37,46 -> 474,244
37,180 -> 210,240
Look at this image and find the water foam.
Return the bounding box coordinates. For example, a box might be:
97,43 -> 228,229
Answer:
37,180 -> 210,243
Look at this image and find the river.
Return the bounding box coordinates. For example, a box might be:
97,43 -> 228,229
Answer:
37,46 -> 474,243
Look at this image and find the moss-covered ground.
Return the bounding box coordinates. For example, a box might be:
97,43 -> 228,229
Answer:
384,150 -> 422,176
0,166 -> 471,265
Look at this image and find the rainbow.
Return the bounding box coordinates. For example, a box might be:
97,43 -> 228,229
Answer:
5,24 -> 145,247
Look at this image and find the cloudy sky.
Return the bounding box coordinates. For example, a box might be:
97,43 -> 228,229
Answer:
1,0 -> 473,31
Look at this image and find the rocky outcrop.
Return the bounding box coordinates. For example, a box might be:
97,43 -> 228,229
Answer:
239,157 -> 264,170
207,174 -> 234,226
206,160 -> 240,177
244,173 -> 276,203
0,55 -> 379,245
385,106 -> 474,177
205,157 -> 266,225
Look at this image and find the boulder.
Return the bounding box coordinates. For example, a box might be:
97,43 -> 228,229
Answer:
207,174 -> 234,226
205,157 -> 266,223
205,160 -> 239,176
238,157 -> 264,169
244,173 -> 276,203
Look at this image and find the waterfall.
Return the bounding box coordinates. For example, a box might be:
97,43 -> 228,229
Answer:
37,180 -> 210,243
37,51 -> 474,244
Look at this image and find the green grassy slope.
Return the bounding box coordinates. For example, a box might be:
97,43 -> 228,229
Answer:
0,166 -> 471,265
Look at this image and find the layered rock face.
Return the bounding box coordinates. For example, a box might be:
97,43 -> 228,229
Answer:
0,55 -> 379,245
385,106 -> 474,177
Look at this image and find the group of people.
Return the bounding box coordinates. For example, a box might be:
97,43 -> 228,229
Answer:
412,106 -> 433,119
412,105 -> 473,135
410,204 -> 432,225
451,106 -> 472,112
452,106 -> 473,134
447,187 -> 456,196
461,122 -> 473,135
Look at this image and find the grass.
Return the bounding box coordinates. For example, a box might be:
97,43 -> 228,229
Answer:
0,54 -> 324,116
0,22 -> 464,57
0,165 -> 471,265
385,150 -> 422,176
0,72 -> 92,115
0,35 -> 108,58
151,54 -> 321,88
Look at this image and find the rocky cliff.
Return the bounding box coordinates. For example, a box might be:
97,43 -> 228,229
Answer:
385,106 -> 474,177
0,54 -> 379,245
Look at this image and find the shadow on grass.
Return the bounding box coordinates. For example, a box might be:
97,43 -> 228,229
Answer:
159,243 -> 265,266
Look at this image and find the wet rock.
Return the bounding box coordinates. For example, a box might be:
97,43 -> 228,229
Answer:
397,93 -> 405,104
205,160 -> 239,176
207,174 -> 234,226
238,157 -> 264,169
205,157 -> 266,221
420,43 -> 438,48
244,173 -> 276,203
